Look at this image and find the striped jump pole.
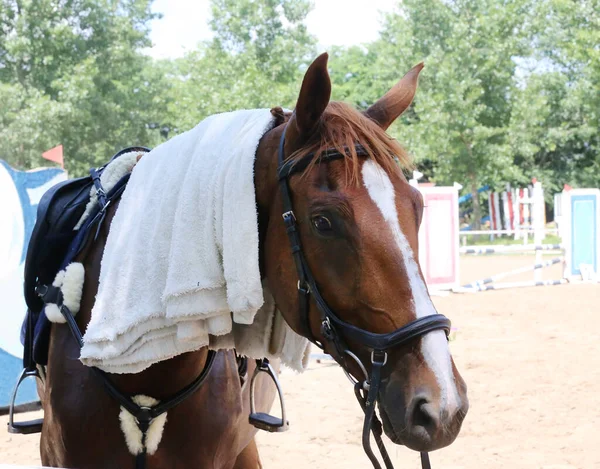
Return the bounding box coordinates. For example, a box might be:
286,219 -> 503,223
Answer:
461,257 -> 563,290
459,244 -> 563,255
455,279 -> 568,293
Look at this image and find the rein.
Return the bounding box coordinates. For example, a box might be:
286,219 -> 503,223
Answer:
276,123 -> 451,469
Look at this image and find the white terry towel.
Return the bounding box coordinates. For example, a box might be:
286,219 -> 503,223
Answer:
80,109 -> 278,372
81,282 -> 312,374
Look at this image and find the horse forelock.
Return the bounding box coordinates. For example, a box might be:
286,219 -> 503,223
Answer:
287,101 -> 414,185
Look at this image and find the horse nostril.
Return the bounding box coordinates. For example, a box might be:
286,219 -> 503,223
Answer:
410,398 -> 439,432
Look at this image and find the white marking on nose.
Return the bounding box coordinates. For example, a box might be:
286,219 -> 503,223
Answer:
361,160 -> 459,412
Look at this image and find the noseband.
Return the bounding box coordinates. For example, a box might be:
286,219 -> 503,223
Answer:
276,123 -> 451,469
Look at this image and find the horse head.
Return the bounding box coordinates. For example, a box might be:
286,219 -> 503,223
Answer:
255,53 -> 468,453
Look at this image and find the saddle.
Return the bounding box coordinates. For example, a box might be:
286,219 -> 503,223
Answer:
9,145 -> 288,441
22,147 -> 150,366
8,147 -> 149,434
24,147 -> 150,317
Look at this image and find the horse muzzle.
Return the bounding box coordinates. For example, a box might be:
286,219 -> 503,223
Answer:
378,378 -> 469,452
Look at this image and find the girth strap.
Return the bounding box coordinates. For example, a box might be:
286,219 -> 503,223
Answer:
44,285 -> 217,469
136,419 -> 150,469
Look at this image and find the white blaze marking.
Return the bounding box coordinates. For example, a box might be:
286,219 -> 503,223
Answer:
361,160 -> 459,412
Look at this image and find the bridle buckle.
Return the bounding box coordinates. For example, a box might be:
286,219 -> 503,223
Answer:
371,350 -> 388,366
321,317 -> 334,340
282,210 -> 296,223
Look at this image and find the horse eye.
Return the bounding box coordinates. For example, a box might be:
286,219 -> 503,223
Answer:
312,215 -> 332,233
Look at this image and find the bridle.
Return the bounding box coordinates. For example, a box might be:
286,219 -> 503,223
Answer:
276,123 -> 452,469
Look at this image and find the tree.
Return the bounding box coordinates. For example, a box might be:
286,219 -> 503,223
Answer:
0,0 -> 156,95
0,0 -> 167,176
2,0 -> 597,198
0,83 -> 65,169
330,0 -> 534,228
162,0 -> 317,133
508,0 -> 600,192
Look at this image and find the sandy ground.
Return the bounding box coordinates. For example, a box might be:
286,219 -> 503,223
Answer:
1,256 -> 599,468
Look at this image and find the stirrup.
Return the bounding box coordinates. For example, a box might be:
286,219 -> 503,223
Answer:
248,358 -> 289,433
7,368 -> 44,434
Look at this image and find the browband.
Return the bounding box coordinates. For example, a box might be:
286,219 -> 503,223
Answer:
277,144 -> 370,180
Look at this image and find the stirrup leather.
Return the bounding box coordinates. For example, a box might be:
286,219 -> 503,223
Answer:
248,358 -> 289,433
7,368 -> 44,434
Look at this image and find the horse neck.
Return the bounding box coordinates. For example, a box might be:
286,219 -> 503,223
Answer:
254,128 -> 283,275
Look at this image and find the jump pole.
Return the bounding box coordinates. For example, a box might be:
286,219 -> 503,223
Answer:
454,279 -> 568,293
460,244 -> 562,255
460,257 -> 563,290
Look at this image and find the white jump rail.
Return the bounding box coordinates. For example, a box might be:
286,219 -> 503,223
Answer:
454,279 -> 568,293
461,257 -> 563,290
459,244 -> 563,255
459,228 -> 558,236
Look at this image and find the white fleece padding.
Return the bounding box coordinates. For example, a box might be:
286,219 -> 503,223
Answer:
45,263 -> 85,324
119,395 -> 167,456
44,303 -> 64,324
80,109 -> 309,374
209,283 -> 311,372
74,150 -> 144,230
61,262 -> 85,313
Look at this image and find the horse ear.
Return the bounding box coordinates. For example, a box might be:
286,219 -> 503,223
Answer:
364,62 -> 424,131
286,53 -> 331,147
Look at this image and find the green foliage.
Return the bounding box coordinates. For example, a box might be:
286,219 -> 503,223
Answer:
507,0 -> 600,192
162,0 -> 316,133
0,0 -> 597,206
328,0 -> 598,223
340,0 -> 533,190
329,0 -> 537,227
0,0 -> 166,176
0,0 -> 157,96
0,83 -> 65,169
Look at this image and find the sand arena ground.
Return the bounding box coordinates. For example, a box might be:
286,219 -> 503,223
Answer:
1,255 -> 598,468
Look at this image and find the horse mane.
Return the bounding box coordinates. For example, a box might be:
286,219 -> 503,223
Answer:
289,101 -> 413,184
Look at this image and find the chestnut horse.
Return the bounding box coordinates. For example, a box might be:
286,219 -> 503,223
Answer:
39,53 -> 468,468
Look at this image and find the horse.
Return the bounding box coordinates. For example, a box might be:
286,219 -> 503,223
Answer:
38,53 -> 468,469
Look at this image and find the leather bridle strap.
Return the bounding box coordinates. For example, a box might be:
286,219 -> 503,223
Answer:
356,351 -> 394,469
277,125 -> 318,344
276,122 -> 451,469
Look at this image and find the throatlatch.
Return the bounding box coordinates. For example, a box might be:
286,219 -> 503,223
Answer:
249,358 -> 289,433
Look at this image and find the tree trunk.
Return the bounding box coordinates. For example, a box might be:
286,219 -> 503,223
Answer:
470,174 -> 482,231
459,134 -> 481,232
